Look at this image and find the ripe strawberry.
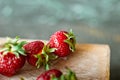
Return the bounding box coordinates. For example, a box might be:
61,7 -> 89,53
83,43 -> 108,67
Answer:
23,41 -> 44,66
0,37 -> 26,77
36,68 -> 77,80
48,29 -> 76,57
23,41 -> 57,69
36,69 -> 62,80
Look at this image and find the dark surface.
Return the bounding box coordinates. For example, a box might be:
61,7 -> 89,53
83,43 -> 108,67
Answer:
0,0 -> 120,80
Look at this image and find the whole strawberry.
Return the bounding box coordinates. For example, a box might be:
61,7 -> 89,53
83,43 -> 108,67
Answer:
36,68 -> 77,80
0,37 -> 26,77
48,29 -> 76,57
23,41 -> 44,66
36,69 -> 62,80
23,41 -> 56,69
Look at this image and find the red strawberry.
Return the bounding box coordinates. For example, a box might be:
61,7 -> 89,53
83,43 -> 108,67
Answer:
36,69 -> 62,80
36,68 -> 77,80
23,41 -> 56,69
23,41 -> 44,66
0,37 -> 26,77
48,29 -> 76,57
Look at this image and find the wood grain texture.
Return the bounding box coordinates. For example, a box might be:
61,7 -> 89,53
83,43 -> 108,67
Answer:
0,38 -> 110,80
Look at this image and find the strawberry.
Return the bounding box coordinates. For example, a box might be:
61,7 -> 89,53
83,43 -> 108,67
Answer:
0,37 -> 26,77
36,68 -> 77,80
48,29 -> 76,57
23,41 -> 57,70
23,41 -> 44,66
36,69 -> 62,80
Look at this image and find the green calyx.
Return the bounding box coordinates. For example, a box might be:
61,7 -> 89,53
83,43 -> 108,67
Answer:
64,29 -> 76,52
63,68 -> 77,80
0,37 -> 27,58
34,44 -> 57,70
51,68 -> 77,80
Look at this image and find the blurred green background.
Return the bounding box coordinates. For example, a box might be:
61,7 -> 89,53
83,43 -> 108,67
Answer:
0,0 -> 120,79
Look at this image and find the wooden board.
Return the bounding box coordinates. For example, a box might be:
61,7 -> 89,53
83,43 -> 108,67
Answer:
0,38 -> 110,80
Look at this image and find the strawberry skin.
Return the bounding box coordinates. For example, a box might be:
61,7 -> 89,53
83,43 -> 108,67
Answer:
48,30 -> 76,57
24,41 -> 44,55
27,54 -> 38,66
36,69 -> 62,80
0,52 -> 25,77
23,41 -> 44,66
0,37 -> 26,77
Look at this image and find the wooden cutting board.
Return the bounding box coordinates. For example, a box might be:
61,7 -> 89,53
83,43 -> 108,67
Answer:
0,38 -> 110,80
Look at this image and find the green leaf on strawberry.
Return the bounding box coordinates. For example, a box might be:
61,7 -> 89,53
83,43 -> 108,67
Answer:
34,44 -> 57,70
64,29 -> 76,52
0,37 -> 27,58
51,68 -> 77,80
